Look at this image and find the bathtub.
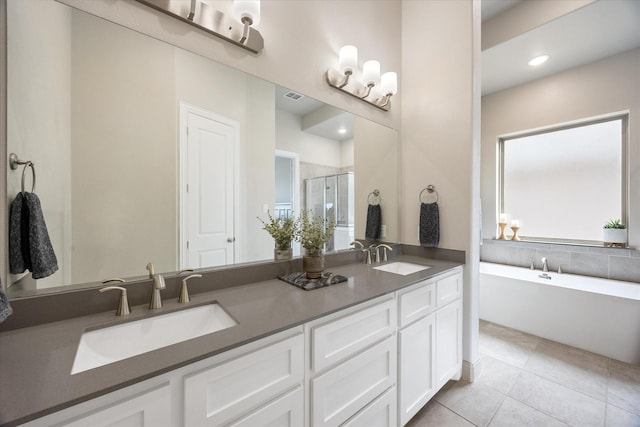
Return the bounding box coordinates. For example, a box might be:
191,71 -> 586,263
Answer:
479,262 -> 640,364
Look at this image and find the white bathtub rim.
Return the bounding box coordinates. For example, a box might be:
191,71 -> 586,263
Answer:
479,262 -> 640,301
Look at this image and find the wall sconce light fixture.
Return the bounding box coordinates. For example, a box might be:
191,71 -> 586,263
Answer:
326,45 -> 398,111
135,0 -> 264,54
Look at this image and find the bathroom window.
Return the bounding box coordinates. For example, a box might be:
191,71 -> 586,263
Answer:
499,114 -> 627,244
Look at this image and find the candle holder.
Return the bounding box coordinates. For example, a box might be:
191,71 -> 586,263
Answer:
498,222 -> 508,240
510,226 -> 520,241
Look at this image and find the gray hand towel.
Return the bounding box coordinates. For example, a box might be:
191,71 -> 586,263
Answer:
0,280 -> 13,323
365,204 -> 382,241
9,192 -> 29,274
419,202 -> 440,247
8,192 -> 58,279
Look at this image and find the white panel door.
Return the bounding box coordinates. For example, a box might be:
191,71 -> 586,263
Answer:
182,106 -> 237,269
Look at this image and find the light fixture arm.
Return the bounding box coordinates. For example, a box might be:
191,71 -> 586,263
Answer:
187,0 -> 196,20
135,0 -> 264,54
326,68 -> 393,111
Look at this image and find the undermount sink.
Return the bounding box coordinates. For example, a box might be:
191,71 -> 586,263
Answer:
373,262 -> 431,276
71,303 -> 236,375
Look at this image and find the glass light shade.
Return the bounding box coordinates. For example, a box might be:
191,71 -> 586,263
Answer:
362,60 -> 380,86
338,45 -> 358,75
234,0 -> 260,26
381,72 -> 397,95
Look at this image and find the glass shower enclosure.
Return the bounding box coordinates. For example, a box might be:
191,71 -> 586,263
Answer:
305,172 -> 354,252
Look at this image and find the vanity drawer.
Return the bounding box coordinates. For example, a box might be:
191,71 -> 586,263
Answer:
184,333 -> 304,426
310,297 -> 395,373
311,335 -> 397,427
342,386 -> 397,427
398,280 -> 436,327
436,272 -> 462,308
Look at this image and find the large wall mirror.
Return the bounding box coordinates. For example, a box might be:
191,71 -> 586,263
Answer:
6,0 -> 399,297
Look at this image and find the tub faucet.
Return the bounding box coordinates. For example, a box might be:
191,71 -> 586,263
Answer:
541,257 -> 548,272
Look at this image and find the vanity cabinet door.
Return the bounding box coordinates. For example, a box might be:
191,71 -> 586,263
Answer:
184,333 -> 304,426
310,296 -> 395,373
342,386 -> 397,427
435,299 -> 463,389
310,335 -> 397,427
227,386 -> 304,427
398,314 -> 436,426
59,384 -> 172,427
398,280 -> 435,328
436,271 -> 462,308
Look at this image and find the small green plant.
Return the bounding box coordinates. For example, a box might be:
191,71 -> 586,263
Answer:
296,211 -> 336,256
258,211 -> 298,250
603,219 -> 626,229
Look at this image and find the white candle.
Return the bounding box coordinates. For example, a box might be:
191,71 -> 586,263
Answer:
499,214 -> 507,223
512,220 -> 520,227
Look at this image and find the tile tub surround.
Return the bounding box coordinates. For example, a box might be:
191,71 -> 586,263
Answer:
0,253 -> 463,426
407,321 -> 640,427
481,238 -> 640,282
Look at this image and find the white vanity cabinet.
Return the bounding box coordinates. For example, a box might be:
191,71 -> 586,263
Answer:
19,267 -> 464,427
20,328 -> 304,427
306,295 -> 397,427
397,268 -> 463,426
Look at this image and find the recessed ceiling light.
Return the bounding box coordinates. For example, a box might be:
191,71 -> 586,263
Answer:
338,128 -> 347,135
528,55 -> 549,67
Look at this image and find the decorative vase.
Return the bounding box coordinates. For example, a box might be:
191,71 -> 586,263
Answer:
602,228 -> 626,247
274,246 -> 293,261
303,252 -> 325,279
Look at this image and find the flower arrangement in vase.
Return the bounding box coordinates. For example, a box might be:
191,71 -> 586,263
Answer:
296,211 -> 336,278
258,211 -> 298,260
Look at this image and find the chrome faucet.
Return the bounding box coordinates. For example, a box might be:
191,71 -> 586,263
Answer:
541,257 -> 549,272
350,241 -> 364,250
147,262 -> 166,309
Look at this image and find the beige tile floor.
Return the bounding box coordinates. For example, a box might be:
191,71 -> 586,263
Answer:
407,320 -> 640,427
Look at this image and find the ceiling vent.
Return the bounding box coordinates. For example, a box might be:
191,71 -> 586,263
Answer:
283,90 -> 304,101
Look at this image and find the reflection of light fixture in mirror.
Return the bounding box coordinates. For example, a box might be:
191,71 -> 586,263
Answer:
528,55 -> 549,66
338,127 -> 347,135
326,45 -> 398,111
135,0 -> 264,54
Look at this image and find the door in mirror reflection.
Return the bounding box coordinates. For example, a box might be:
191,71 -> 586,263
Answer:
181,105 -> 237,269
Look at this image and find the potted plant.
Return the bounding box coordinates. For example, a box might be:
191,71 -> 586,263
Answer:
296,211 -> 336,279
603,219 -> 627,247
258,212 -> 298,260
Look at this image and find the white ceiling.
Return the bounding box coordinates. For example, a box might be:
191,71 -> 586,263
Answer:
482,0 -> 640,95
275,85 -> 354,141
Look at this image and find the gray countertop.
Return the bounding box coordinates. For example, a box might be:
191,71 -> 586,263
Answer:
0,256 -> 462,426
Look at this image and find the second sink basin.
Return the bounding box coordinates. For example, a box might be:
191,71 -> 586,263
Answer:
373,262 -> 431,276
71,303 -> 236,374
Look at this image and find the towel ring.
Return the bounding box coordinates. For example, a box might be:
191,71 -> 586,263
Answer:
368,189 -> 382,205
419,185 -> 438,204
21,162 -> 36,193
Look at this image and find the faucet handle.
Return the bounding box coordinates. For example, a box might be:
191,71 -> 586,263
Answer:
99,286 -> 131,316
377,244 -> 393,262
362,248 -> 372,264
146,262 -> 155,279
179,274 -> 202,303
153,274 -> 166,290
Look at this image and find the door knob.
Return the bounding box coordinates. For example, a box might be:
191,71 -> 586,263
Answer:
227,237 -> 236,243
